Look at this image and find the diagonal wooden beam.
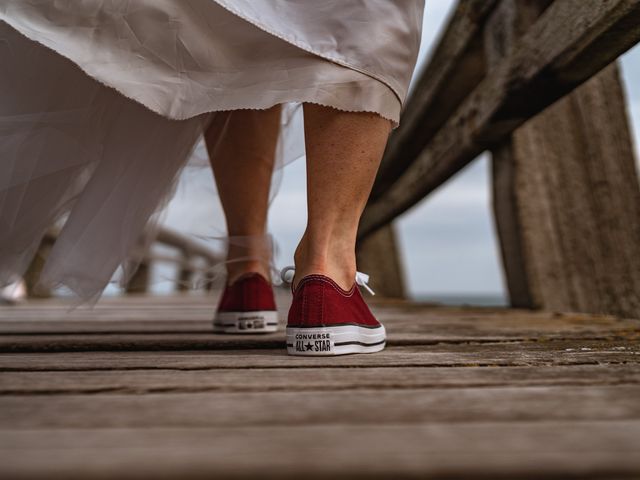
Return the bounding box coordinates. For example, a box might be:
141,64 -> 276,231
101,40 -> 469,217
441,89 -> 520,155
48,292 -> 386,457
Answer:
371,0 -> 498,199
360,0 -> 640,239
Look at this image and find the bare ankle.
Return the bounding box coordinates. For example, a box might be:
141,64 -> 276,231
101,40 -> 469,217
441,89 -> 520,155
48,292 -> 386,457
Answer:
293,235 -> 356,290
226,261 -> 270,285
225,234 -> 274,285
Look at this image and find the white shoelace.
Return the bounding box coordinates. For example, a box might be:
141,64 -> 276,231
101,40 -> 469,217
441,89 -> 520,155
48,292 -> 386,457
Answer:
279,266 -> 375,295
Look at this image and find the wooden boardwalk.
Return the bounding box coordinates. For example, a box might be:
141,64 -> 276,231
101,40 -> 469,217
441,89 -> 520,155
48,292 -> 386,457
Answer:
1,292 -> 639,479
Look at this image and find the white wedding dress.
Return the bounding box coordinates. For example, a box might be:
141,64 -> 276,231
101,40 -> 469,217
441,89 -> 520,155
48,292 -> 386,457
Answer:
0,0 -> 424,301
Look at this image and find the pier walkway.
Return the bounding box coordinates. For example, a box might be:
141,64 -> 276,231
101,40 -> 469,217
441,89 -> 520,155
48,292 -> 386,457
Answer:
1,292 -> 639,478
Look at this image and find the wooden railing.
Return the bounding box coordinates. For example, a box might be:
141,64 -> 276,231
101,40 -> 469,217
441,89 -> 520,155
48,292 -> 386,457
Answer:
124,227 -> 223,294
23,227 -> 222,297
357,0 -> 640,317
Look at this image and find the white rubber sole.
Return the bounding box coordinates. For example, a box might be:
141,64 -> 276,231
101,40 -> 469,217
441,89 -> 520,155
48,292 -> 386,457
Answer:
286,324 -> 386,356
213,311 -> 279,334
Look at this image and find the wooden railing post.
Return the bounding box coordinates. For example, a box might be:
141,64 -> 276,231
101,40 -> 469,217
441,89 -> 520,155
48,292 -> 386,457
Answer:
125,258 -> 150,294
484,0 -> 548,309
177,251 -> 192,292
205,261 -> 216,292
356,223 -> 406,299
23,236 -> 53,298
487,0 -> 640,317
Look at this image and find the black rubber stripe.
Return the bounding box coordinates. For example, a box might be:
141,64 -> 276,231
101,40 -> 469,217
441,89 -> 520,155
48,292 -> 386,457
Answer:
218,311 -> 278,313
214,322 -> 278,327
287,323 -> 383,330
334,340 -> 386,347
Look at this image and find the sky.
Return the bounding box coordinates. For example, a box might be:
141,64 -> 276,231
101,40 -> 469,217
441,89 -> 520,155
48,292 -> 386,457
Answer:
158,1 -> 640,301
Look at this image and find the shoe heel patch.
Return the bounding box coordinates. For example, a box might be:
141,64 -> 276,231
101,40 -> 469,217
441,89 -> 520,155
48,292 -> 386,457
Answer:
293,331 -> 333,353
237,315 -> 266,331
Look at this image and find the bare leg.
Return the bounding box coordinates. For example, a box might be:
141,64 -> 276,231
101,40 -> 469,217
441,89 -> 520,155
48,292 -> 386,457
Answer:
295,104 -> 391,290
205,105 -> 281,284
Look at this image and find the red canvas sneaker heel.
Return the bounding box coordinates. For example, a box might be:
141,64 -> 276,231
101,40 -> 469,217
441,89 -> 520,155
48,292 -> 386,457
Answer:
213,272 -> 279,333
282,267 -> 386,356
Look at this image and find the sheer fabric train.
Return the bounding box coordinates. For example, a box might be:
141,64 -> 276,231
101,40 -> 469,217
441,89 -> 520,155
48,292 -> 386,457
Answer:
0,0 -> 424,302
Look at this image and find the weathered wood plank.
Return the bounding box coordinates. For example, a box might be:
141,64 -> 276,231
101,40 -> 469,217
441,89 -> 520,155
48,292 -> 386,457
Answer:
1,364 -> 639,395
359,0 -> 640,238
2,385 -> 640,429
1,301 -> 623,323
1,307 -> 637,351
0,292 -> 289,321
1,341 -> 637,370
3,301 -> 638,341
1,422 -> 639,479
0,333 -> 283,352
0,320 -> 213,334
1,329 -> 638,353
0,323 -> 634,343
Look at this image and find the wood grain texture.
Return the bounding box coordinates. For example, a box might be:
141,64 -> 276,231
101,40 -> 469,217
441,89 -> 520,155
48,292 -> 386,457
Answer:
355,223 -> 407,298
0,295 -> 639,478
1,341 -> 639,371
506,66 -> 640,317
2,422 -> 640,479
1,364 -> 639,395
371,0 -> 496,197
3,385 -> 640,429
488,2 -> 640,318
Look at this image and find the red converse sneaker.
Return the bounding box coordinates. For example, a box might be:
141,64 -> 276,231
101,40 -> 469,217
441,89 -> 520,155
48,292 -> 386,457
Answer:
213,272 -> 279,333
282,267 -> 386,356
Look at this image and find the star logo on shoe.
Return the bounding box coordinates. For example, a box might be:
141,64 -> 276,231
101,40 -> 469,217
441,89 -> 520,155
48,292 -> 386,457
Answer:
305,342 -> 313,351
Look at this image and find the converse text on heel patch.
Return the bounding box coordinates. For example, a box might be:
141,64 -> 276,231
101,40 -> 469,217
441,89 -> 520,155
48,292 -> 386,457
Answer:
293,331 -> 333,354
